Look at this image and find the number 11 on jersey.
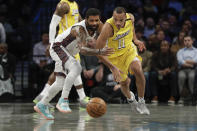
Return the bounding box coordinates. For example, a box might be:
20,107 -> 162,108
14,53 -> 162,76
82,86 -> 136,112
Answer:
118,39 -> 125,49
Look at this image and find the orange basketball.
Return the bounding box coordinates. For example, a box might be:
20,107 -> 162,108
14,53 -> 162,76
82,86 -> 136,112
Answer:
86,97 -> 107,118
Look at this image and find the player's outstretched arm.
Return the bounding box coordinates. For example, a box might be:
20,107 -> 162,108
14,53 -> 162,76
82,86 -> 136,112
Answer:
97,55 -> 122,82
96,22 -> 113,49
69,26 -> 114,56
80,47 -> 114,56
49,2 -> 70,44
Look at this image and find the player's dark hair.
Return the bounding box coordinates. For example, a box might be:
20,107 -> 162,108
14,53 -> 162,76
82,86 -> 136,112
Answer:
113,7 -> 126,14
85,8 -> 101,19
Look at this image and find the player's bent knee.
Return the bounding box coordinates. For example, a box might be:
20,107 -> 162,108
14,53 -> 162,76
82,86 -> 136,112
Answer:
48,73 -> 56,85
120,80 -> 129,88
132,66 -> 143,76
75,85 -> 83,89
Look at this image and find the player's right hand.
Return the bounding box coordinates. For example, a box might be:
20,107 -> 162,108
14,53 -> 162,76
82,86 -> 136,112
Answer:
111,66 -> 123,82
99,47 -> 114,56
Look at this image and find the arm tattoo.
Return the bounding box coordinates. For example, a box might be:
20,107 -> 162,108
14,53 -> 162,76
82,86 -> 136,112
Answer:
71,26 -> 86,43
81,47 -> 100,55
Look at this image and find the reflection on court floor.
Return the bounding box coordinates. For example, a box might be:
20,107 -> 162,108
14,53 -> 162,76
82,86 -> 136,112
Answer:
0,103 -> 197,131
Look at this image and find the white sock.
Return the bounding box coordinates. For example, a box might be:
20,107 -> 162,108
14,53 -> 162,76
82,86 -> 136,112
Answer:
40,83 -> 50,96
127,91 -> 135,102
138,97 -> 145,103
76,88 -> 86,100
61,71 -> 81,99
61,89 -> 70,99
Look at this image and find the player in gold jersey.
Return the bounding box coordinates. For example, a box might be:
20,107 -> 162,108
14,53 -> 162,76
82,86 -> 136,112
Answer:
96,7 -> 150,115
33,0 -> 89,109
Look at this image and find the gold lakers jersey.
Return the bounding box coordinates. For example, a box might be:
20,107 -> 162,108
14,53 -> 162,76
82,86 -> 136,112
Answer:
106,13 -> 136,58
58,0 -> 79,35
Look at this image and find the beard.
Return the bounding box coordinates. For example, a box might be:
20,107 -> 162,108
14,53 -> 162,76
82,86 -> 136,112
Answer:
86,23 -> 99,32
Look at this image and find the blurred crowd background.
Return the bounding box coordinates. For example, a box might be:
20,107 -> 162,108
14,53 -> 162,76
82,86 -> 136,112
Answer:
0,0 -> 197,105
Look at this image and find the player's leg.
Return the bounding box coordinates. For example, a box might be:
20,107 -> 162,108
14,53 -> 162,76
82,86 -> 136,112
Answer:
74,75 -> 90,108
57,57 -> 82,113
119,77 -> 138,112
34,75 -> 65,119
129,59 -> 150,115
109,52 -> 139,113
120,78 -> 134,99
34,46 -> 67,119
33,72 -> 56,104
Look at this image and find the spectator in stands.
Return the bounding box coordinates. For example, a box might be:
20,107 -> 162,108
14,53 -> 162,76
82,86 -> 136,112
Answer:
177,35 -> 197,105
32,31 -> 52,65
144,17 -> 155,39
156,29 -> 166,42
150,40 -> 178,104
135,27 -> 146,41
180,24 -> 190,36
160,20 -> 172,43
0,22 -> 6,43
146,34 -> 157,52
80,55 -> 102,96
91,64 -> 123,103
135,17 -> 145,29
29,31 -> 53,93
0,43 -> 16,100
0,43 -> 16,80
168,14 -> 179,38
183,19 -> 193,36
147,30 -> 165,53
171,31 -> 185,54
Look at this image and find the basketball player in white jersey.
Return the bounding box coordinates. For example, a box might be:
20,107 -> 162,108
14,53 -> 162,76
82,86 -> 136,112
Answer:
34,8 -> 113,120
33,0 -> 89,109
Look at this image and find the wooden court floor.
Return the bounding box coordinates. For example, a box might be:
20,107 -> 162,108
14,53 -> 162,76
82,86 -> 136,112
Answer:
0,103 -> 197,131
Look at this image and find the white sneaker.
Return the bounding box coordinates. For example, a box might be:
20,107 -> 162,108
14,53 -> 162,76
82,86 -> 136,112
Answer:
79,96 -> 90,108
56,98 -> 72,113
127,91 -> 139,113
178,100 -> 184,106
168,100 -> 175,106
128,99 -> 139,113
34,102 -> 54,120
137,100 -> 150,115
151,100 -> 158,105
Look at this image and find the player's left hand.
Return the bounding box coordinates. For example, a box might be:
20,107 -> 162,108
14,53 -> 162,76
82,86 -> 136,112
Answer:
99,47 -> 114,56
134,40 -> 146,52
